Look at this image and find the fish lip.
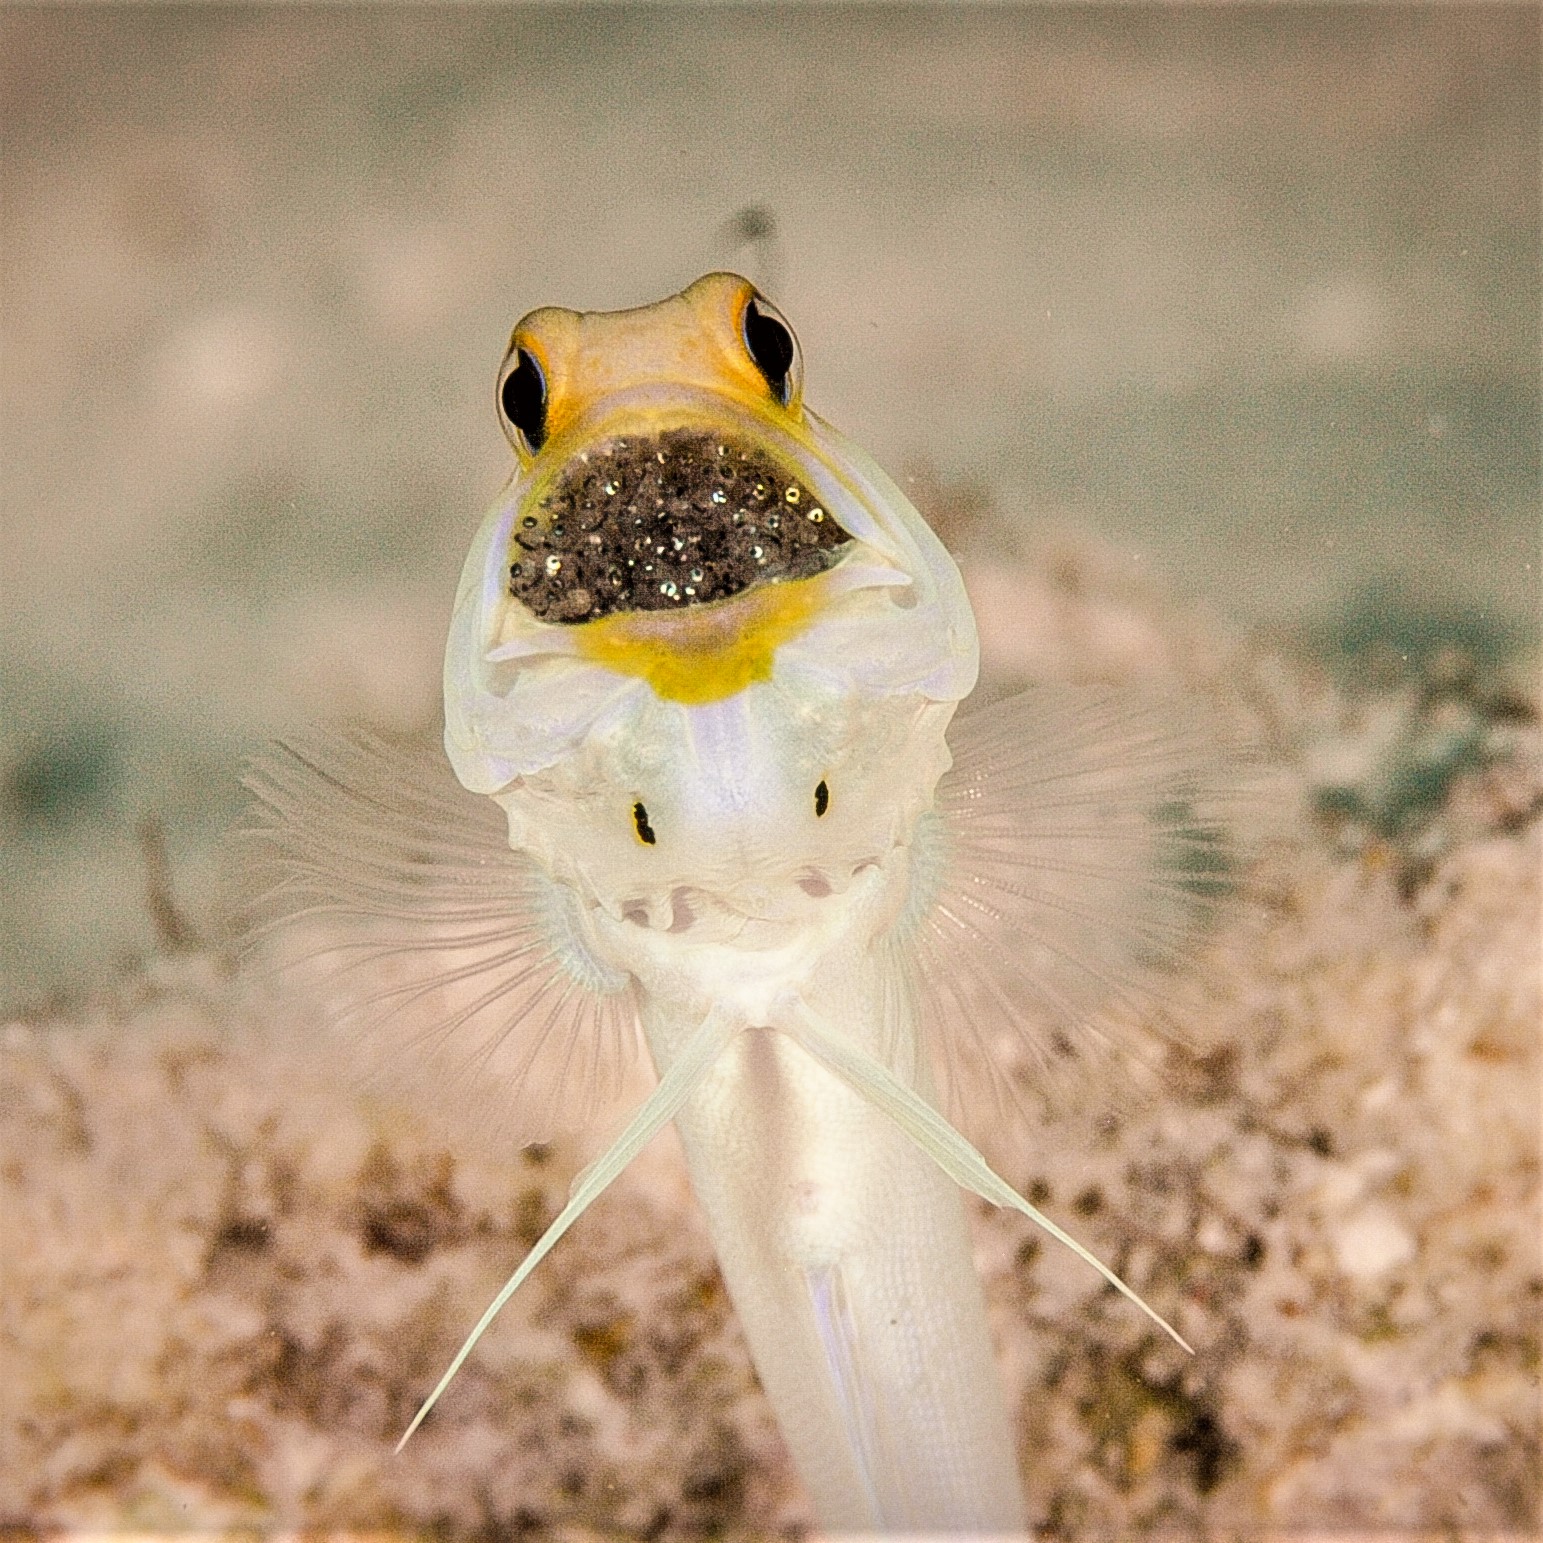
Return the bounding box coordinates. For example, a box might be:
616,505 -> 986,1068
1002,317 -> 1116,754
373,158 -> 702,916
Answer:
534,381 -> 791,458
605,854 -> 891,934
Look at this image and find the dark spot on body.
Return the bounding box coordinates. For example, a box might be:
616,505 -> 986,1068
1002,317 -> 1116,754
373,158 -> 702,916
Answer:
633,801 -> 657,845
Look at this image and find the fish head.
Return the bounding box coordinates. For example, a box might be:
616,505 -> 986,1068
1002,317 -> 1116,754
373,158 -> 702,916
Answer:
443,273 -> 978,936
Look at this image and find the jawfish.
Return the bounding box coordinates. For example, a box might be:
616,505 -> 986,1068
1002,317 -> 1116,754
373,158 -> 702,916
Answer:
251,273 -> 1236,1531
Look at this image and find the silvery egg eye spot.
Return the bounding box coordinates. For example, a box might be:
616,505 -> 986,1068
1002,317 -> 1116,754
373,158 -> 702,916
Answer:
632,801 -> 657,846
506,426 -> 851,623
742,294 -> 798,405
500,347 -> 547,453
814,779 -> 829,817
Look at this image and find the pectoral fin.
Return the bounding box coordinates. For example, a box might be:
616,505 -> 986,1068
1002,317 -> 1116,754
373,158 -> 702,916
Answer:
240,730 -> 642,1157
911,684 -> 1255,1153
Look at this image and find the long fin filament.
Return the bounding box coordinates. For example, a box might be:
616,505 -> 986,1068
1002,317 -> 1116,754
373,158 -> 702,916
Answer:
791,1006 -> 1193,1354
396,1007 -> 738,1450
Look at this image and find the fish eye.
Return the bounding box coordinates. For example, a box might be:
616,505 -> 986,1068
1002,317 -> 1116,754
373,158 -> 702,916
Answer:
498,346 -> 548,453
742,293 -> 800,406
814,779 -> 829,818
632,800 -> 657,845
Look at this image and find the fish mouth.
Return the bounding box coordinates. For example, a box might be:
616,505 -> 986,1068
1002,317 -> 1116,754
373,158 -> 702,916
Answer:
507,423 -> 855,626
611,857 -> 885,944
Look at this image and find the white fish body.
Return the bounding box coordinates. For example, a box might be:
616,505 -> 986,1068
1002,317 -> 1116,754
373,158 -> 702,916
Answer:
251,274 -> 1235,1531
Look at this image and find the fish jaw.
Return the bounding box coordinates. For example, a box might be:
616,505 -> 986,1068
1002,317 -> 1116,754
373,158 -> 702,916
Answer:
582,822 -> 904,1022
442,400 -> 976,794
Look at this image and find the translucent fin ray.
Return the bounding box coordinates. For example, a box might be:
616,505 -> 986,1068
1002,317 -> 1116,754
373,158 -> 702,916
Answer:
238,729 -> 641,1154
914,685 -> 1248,1143
792,1006 -> 1192,1353
396,1007 -> 737,1449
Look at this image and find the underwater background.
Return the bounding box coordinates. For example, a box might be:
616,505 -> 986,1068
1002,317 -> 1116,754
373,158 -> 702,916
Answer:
2,3 -> 1535,1002
2,7 -> 1538,1536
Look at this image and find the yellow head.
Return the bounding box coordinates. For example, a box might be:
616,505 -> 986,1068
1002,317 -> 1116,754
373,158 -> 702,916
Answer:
498,272 -> 805,465
442,273 -> 980,935
446,273 -> 977,791
487,273 -> 870,708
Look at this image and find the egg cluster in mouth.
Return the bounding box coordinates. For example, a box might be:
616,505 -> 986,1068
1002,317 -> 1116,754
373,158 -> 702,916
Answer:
508,427 -> 853,623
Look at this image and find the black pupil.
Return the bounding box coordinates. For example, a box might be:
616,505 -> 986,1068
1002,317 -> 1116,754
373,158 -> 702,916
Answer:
744,299 -> 795,402
501,348 -> 547,451
814,780 -> 829,817
633,801 -> 657,844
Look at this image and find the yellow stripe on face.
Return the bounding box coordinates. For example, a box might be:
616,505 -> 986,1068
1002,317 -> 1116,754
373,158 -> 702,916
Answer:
573,574 -> 825,703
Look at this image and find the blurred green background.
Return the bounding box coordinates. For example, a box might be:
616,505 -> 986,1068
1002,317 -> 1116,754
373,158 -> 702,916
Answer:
2,4 -> 1537,1006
